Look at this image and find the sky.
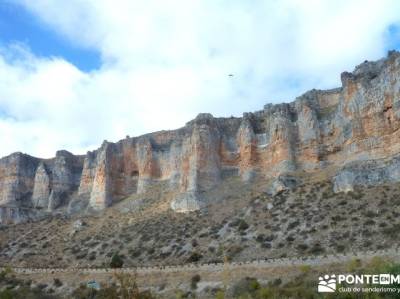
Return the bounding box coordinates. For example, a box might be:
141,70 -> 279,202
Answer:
0,0 -> 399,158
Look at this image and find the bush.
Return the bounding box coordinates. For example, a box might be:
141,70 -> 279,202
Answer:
70,273 -> 156,299
190,274 -> 201,290
0,268 -> 26,298
364,210 -> 377,217
336,244 -> 345,252
309,243 -> 324,254
53,278 -> 62,288
231,277 -> 260,298
367,256 -> 390,273
0,285 -> 57,299
255,234 -> 264,243
287,220 -> 300,230
347,258 -> 362,272
299,265 -> 311,274
296,243 -> 308,251
236,219 -> 249,231
348,191 -> 363,200
382,223 -> 400,236
110,252 -> 124,268
187,252 -> 203,263
226,245 -> 243,260
71,284 -> 98,299
214,290 -> 225,299
364,219 -> 375,226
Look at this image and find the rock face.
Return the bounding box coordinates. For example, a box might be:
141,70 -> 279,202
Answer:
266,175 -> 300,196
333,155 -> 400,193
32,163 -> 50,208
1,51 -> 400,222
0,153 -> 39,207
89,143 -> 113,210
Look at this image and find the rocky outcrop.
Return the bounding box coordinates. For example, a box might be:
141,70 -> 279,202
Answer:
0,150 -> 83,222
266,175 -> 300,196
1,51 -> 400,222
170,114 -> 222,210
237,116 -> 256,182
89,143 -> 112,210
170,191 -> 204,212
48,151 -> 83,211
32,163 -> 50,208
333,154 -> 400,193
0,152 -> 39,207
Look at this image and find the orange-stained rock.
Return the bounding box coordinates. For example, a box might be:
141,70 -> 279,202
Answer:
1,51 -> 400,220
89,142 -> 112,210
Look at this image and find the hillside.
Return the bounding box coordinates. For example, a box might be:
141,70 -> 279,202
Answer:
0,51 -> 400,297
1,172 -> 400,268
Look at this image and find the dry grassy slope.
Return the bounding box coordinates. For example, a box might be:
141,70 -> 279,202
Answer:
8,253 -> 400,298
1,173 -> 400,269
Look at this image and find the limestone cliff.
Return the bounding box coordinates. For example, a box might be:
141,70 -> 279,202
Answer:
1,51 -> 400,223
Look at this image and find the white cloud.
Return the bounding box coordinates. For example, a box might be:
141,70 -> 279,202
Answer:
1,0 -> 400,158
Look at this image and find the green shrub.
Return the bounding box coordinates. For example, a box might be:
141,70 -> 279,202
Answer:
382,223 -> 400,236
287,220 -> 300,230
347,258 -> 362,272
71,284 -> 97,299
53,278 -> 63,288
110,252 -> 124,268
309,243 -> 324,254
187,252 -> 203,263
0,286 -> 58,299
190,274 -> 201,290
214,290 -> 225,299
238,220 -> 249,231
231,277 -> 260,298
296,243 -> 308,251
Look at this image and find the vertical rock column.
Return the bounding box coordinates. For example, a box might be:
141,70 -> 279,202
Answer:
136,138 -> 156,194
89,143 -> 112,210
0,153 -> 38,224
0,153 -> 38,207
67,151 -> 97,214
237,115 -> 257,182
77,151 -> 97,198
295,96 -> 322,170
48,151 -> 76,211
171,114 -> 221,212
264,105 -> 297,175
32,163 -> 50,208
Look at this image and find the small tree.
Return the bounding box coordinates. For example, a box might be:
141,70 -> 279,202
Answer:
238,219 -> 249,231
190,274 -> 201,290
110,252 -> 124,268
187,252 -> 202,263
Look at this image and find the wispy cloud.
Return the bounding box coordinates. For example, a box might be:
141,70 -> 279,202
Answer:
1,0 -> 400,158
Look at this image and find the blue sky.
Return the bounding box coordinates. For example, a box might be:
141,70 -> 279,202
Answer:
0,2 -> 100,71
0,0 -> 399,158
386,24 -> 400,50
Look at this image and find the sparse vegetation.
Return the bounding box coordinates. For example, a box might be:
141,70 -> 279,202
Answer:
110,252 -> 124,268
187,252 -> 203,263
190,274 -> 201,290
237,219 -> 249,231
53,278 -> 62,288
0,178 -> 400,298
217,260 -> 400,299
